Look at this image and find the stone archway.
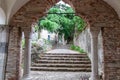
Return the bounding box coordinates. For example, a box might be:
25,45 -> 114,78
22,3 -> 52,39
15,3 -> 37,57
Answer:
6,0 -> 120,80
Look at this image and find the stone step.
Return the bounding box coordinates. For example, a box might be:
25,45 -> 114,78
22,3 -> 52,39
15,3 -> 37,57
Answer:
32,63 -> 91,68
41,55 -> 88,58
44,53 -> 86,55
31,67 -> 91,72
39,57 -> 89,61
32,52 -> 91,72
35,60 -> 91,64
41,54 -> 87,57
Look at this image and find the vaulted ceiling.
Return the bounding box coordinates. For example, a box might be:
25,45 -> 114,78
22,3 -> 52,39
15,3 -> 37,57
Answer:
0,0 -> 120,24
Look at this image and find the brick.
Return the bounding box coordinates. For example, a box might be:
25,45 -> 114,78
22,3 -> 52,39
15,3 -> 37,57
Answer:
5,0 -> 120,80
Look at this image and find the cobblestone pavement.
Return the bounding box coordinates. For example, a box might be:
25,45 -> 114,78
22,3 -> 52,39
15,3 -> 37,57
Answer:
23,71 -> 91,80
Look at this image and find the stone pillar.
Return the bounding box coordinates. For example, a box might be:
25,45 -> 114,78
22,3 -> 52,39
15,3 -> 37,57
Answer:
6,26 -> 22,80
89,27 -> 100,80
23,28 -> 32,78
0,25 -> 8,80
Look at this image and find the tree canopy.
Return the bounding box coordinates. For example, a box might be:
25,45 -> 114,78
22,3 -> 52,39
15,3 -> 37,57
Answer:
37,2 -> 86,42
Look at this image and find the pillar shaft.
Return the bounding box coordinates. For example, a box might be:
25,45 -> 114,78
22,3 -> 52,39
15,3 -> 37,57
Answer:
91,36 -> 99,80
90,27 -> 100,80
23,32 -> 31,78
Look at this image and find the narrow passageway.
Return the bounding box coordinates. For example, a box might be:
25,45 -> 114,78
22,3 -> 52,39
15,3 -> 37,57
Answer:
23,48 -> 91,80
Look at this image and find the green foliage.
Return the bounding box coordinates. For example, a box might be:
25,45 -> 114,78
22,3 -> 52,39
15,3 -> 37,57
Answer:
32,41 -> 37,46
73,16 -> 86,32
47,14 -> 60,24
22,39 -> 25,48
49,7 -> 62,13
70,45 -> 86,53
40,19 -> 60,33
37,3 -> 86,42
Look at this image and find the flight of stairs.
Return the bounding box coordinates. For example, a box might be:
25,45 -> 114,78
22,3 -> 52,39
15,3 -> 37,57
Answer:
31,53 -> 91,72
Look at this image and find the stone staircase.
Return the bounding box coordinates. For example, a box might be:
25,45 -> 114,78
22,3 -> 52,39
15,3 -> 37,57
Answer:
31,53 -> 91,72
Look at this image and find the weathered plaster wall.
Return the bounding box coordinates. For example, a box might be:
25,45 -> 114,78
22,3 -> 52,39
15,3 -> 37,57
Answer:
74,27 -> 104,76
74,28 -> 91,57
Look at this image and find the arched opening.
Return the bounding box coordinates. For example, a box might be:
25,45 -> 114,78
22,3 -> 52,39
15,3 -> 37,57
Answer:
20,1 -> 92,79
6,0 -> 120,80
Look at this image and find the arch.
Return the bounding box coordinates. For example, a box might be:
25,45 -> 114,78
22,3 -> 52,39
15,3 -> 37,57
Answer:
103,0 -> 120,18
9,0 -> 119,27
7,0 -> 120,80
0,8 -> 6,24
6,0 -> 120,24
7,0 -> 30,23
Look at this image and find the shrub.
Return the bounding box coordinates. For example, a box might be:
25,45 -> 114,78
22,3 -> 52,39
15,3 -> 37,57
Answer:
70,45 -> 86,53
22,39 -> 25,48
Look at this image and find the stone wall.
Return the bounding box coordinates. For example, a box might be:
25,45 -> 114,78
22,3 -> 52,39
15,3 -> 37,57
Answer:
74,28 -> 91,57
0,25 -> 8,80
74,27 -> 104,76
6,0 -> 120,80
6,26 -> 22,80
102,26 -> 120,80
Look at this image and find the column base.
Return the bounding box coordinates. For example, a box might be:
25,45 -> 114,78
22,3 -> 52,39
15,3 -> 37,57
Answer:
22,74 -> 31,80
89,77 -> 92,80
89,76 -> 100,80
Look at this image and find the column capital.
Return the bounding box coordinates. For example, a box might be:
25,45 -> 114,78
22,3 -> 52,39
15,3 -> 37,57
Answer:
23,27 -> 33,39
24,31 -> 32,39
90,27 -> 101,38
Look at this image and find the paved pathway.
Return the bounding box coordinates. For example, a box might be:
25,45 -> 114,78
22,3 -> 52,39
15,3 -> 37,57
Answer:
23,71 -> 90,80
46,49 -> 79,54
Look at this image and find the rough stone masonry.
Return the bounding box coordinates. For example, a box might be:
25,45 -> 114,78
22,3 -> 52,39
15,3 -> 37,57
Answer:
4,0 -> 120,80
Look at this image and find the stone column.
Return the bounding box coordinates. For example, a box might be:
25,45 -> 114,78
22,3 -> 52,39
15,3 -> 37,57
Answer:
89,27 -> 100,80
0,25 -> 8,80
23,28 -> 32,78
6,26 -> 22,80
